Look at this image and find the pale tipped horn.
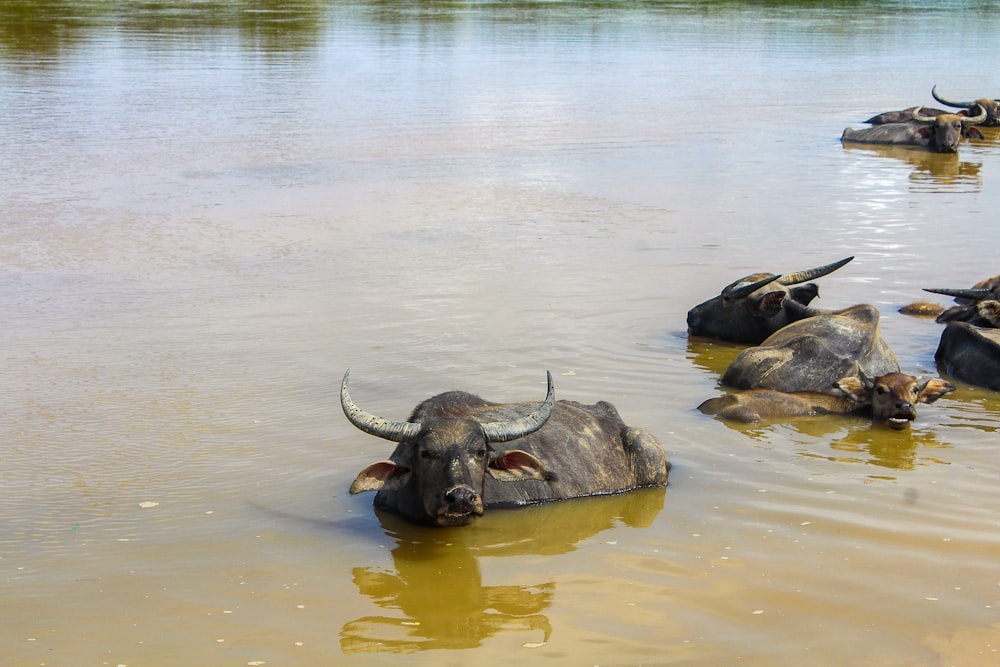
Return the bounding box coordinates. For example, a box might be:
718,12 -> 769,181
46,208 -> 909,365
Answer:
911,106 -> 938,123
480,371 -> 556,443
961,105 -> 987,125
341,370 -> 423,443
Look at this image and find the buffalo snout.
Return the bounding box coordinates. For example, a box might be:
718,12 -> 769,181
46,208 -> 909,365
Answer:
435,485 -> 485,526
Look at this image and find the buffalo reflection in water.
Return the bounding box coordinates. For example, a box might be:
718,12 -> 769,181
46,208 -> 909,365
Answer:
341,487 -> 665,654
841,142 -> 983,190
710,411 -> 952,471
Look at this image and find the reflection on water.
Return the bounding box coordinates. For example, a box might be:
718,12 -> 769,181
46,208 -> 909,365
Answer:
705,409 -> 952,470
841,143 -> 983,192
342,489 -> 664,653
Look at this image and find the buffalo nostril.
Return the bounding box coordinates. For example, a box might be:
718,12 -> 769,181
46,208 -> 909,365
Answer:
445,487 -> 477,505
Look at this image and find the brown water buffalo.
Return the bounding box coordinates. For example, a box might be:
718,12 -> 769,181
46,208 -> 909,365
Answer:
931,84 -> 1000,127
699,372 -> 954,429
342,371 -> 670,526
686,256 -> 853,344
720,304 -> 900,394
841,107 -> 986,153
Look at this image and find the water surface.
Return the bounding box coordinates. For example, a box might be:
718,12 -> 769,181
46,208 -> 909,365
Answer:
3,2 -> 1000,665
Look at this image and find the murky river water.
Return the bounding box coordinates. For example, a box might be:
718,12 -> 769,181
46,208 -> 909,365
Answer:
3,1 -> 1000,665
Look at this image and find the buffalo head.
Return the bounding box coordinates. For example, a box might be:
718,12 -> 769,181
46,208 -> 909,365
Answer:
911,106 -> 986,153
925,274 -> 1000,327
932,84 -> 1000,127
686,256 -> 854,344
343,371 -> 556,526
834,372 -> 954,430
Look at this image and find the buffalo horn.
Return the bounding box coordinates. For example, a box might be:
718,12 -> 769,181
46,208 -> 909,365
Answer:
481,371 -> 556,443
341,370 -> 423,442
722,274 -> 782,299
931,84 -> 973,109
961,106 -> 988,125
911,106 -> 938,123
776,255 -> 854,286
923,287 -> 992,302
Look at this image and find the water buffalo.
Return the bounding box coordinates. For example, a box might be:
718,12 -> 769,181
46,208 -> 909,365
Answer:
931,84 -> 1000,127
342,371 -> 670,526
720,303 -> 900,394
686,256 -> 854,344
699,371 -> 953,429
925,273 -> 1000,326
865,106 -> 951,126
922,274 -> 1000,392
841,107 -> 986,153
935,322 -> 1000,392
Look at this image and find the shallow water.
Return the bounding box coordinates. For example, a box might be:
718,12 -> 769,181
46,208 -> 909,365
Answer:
3,1 -> 1000,665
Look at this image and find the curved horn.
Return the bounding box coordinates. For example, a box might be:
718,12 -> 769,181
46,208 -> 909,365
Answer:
776,255 -> 854,286
931,84 -> 973,109
480,371 -> 556,443
341,370 -> 423,443
911,106 -> 938,123
923,287 -> 992,302
961,105 -> 987,125
721,274 -> 781,299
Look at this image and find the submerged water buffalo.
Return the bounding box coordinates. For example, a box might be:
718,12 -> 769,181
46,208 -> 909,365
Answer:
841,107 -> 986,153
342,371 -> 670,526
720,304 -> 900,393
686,256 -> 854,344
924,274 -> 1000,392
925,273 -> 1000,326
931,84 -> 1000,127
864,106 -> 952,126
935,322 -> 1000,392
699,371 -> 954,429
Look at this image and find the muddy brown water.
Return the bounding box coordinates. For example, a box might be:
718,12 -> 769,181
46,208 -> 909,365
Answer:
3,2 -> 1000,665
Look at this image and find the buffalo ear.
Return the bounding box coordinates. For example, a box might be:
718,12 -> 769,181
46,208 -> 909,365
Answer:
834,376 -> 870,403
916,126 -> 933,138
350,460 -> 411,494
788,283 -> 820,307
487,449 -> 548,482
916,379 -> 955,405
965,127 -> 985,140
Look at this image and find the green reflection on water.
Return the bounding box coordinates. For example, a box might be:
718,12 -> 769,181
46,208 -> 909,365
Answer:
0,0 -> 326,60
3,0 -> 991,61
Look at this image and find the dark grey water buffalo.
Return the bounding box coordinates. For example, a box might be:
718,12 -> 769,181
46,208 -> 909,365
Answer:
699,371 -> 953,429
925,273 -> 1000,326
342,371 -> 670,526
720,304 -> 900,394
935,322 -> 1000,392
931,84 -> 1000,127
841,107 -> 986,153
922,274 -> 1000,392
686,256 -> 854,344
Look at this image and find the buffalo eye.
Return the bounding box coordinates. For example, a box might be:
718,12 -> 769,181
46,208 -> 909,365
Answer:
419,449 -> 436,460
875,385 -> 888,395
475,448 -> 487,460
